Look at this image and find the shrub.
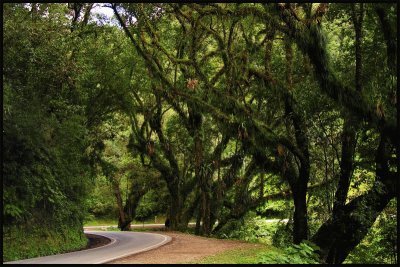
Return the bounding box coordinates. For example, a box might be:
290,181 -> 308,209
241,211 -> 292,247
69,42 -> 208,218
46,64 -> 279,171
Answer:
258,241 -> 320,264
214,214 -> 279,244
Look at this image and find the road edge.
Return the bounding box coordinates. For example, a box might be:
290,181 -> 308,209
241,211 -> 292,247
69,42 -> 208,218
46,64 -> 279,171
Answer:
96,232 -> 172,264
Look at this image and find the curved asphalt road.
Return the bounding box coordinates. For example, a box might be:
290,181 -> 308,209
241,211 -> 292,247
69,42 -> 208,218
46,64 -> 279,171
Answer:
4,231 -> 171,264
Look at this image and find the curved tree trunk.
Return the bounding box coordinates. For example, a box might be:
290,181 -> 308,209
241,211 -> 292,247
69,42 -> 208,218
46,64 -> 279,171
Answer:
312,134 -> 397,263
109,176 -> 133,231
283,39 -> 311,244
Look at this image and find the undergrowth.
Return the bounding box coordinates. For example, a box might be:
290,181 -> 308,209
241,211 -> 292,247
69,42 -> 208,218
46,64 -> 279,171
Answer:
3,225 -> 88,262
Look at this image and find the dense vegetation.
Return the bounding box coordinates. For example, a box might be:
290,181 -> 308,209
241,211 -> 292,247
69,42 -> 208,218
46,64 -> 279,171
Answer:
3,3 -> 397,264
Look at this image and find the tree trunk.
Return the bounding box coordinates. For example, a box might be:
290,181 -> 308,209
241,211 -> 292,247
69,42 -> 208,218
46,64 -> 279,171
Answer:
167,178 -> 182,230
195,208 -> 201,235
375,5 -> 397,76
312,183 -> 395,263
351,3 -> 364,93
112,179 -> 131,231
292,186 -> 308,244
118,217 -> 131,231
200,189 -> 212,235
283,39 -> 310,244
312,134 -> 396,263
333,117 -> 357,212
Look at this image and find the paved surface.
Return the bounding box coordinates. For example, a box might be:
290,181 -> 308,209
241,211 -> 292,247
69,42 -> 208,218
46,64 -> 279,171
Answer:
4,231 -> 171,264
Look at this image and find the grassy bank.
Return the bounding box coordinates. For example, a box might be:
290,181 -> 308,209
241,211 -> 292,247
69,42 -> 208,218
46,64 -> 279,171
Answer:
3,225 -> 88,262
187,245 -> 276,264
187,241 -> 320,264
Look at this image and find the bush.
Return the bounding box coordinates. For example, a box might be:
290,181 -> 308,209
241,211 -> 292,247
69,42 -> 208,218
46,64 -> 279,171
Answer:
214,214 -> 278,244
271,220 -> 293,247
258,241 -> 320,264
3,224 -> 88,262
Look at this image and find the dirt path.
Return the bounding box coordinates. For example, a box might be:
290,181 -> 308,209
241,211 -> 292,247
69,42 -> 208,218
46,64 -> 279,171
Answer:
107,231 -> 262,264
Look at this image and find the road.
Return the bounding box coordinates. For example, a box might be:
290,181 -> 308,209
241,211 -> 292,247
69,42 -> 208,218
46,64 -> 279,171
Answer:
4,231 -> 171,264
5,219 -> 287,264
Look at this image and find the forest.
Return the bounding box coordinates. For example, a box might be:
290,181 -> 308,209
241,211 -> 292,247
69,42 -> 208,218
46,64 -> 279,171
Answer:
3,3 -> 398,264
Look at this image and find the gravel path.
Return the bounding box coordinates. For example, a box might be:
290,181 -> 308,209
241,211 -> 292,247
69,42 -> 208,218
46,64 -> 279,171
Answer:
107,231 -> 262,264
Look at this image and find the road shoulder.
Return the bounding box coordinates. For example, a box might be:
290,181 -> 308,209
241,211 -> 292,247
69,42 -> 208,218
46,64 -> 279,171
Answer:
108,231 -> 262,264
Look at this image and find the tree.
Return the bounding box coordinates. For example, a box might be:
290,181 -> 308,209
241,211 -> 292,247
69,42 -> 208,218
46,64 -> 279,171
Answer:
3,3 -> 94,260
110,2 -> 397,262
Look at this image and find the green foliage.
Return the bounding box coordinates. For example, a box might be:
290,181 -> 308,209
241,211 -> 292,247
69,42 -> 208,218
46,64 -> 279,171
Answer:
257,199 -> 293,218
85,175 -> 118,218
271,220 -> 294,248
345,199 -> 397,264
135,189 -> 168,222
3,225 -> 87,262
215,213 -> 286,245
258,241 -> 320,264
3,3 -> 93,260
